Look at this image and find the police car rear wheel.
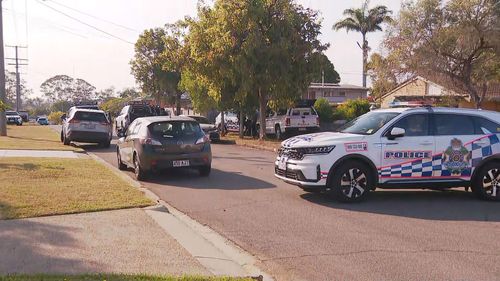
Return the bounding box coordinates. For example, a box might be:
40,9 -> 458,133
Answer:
473,162 -> 500,201
329,161 -> 373,202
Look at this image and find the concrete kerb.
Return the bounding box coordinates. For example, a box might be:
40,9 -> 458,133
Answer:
88,152 -> 274,281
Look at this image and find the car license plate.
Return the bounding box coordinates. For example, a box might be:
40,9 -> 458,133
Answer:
173,160 -> 190,167
278,156 -> 288,170
299,127 -> 307,131
84,124 -> 96,129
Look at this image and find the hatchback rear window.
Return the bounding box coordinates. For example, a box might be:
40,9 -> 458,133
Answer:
149,121 -> 202,138
73,111 -> 107,122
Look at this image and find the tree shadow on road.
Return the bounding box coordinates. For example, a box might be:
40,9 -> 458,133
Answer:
300,189 -> 500,222
147,168 -> 276,190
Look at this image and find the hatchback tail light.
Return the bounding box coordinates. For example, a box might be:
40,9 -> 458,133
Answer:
285,117 -> 291,127
196,135 -> 210,145
316,117 -> 320,126
139,138 -> 162,146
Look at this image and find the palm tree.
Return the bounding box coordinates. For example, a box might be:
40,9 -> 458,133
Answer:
334,0 -> 392,88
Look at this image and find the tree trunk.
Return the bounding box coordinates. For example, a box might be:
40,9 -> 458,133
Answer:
220,111 -> 226,136
176,92 -> 182,116
362,33 -> 368,88
258,88 -> 266,140
239,110 -> 245,139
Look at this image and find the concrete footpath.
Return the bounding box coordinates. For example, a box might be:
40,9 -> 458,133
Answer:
0,149 -> 79,158
0,208 -> 209,275
0,146 -> 269,279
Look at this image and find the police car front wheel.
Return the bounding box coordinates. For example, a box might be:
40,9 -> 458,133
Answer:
328,161 -> 374,202
473,162 -> 500,201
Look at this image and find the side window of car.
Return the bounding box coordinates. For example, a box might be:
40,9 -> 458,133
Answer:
433,114 -> 475,136
388,114 -> 429,137
473,117 -> 500,134
132,122 -> 142,135
126,122 -> 135,136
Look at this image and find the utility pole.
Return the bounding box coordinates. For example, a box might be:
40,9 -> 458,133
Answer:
0,0 -> 7,136
6,45 -> 28,112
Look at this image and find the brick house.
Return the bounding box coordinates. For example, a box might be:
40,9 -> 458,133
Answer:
380,76 -> 500,111
304,83 -> 369,105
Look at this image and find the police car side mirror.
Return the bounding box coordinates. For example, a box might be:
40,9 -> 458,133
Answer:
388,127 -> 405,140
60,114 -> 67,120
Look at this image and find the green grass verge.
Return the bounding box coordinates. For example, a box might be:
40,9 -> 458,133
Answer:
0,157 -> 153,219
0,274 -> 255,281
0,125 -> 81,151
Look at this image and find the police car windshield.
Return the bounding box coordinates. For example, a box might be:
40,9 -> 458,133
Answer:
340,112 -> 400,135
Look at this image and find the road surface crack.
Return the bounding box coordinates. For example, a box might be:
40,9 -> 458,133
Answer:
262,248 -> 500,261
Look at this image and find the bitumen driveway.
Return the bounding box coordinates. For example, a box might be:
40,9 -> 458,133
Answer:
87,141 -> 500,281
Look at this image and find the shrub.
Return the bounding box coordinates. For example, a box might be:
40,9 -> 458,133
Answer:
314,98 -> 333,122
337,98 -> 370,121
48,111 -> 65,125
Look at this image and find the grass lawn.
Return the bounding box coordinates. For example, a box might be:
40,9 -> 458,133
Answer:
0,157 -> 153,219
0,275 -> 255,281
0,125 -> 81,151
221,133 -> 281,152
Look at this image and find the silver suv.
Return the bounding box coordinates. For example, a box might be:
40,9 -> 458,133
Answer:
61,108 -> 112,147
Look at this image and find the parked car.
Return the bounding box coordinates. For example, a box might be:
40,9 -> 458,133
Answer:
260,106 -> 320,140
18,111 -> 29,122
215,112 -> 239,132
115,102 -> 155,137
187,115 -> 220,142
60,108 -> 112,147
116,116 -> 212,181
36,117 -> 49,125
275,107 -> 500,202
5,111 -> 23,126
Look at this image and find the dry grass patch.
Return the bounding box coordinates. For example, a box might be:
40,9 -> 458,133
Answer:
221,134 -> 281,152
0,157 -> 152,219
0,275 -> 255,281
0,125 -> 80,151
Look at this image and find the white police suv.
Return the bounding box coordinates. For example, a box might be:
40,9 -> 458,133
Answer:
275,107 -> 500,202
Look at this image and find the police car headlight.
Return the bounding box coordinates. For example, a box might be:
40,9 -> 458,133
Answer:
297,146 -> 335,155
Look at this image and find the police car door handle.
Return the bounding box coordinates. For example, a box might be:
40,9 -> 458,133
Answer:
419,141 -> 433,146
374,142 -> 398,147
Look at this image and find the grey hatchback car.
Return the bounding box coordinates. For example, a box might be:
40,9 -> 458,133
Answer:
116,116 -> 212,180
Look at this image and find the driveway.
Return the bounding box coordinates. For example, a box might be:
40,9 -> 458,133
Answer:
88,141 -> 500,281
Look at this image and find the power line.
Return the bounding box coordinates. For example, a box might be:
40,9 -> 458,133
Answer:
10,0 -> 19,44
47,0 -> 138,33
3,7 -> 88,39
36,0 -> 134,45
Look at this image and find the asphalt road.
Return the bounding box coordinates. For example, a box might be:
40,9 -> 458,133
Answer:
86,140 -> 500,281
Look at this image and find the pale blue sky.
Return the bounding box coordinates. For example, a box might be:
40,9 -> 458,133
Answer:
2,0 -> 402,97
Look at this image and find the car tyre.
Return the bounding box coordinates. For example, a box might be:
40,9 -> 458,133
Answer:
472,162 -> 500,201
199,165 -> 211,177
63,133 -> 71,145
327,160 -> 374,202
134,153 -> 148,181
101,140 -> 111,148
117,149 -> 127,171
60,131 -> 64,143
275,125 -> 283,140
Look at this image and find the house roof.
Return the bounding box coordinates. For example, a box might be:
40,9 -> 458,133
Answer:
309,83 -> 368,91
382,76 -> 500,101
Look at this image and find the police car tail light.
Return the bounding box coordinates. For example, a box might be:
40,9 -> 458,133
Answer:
316,117 -> 320,126
297,146 -> 335,155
